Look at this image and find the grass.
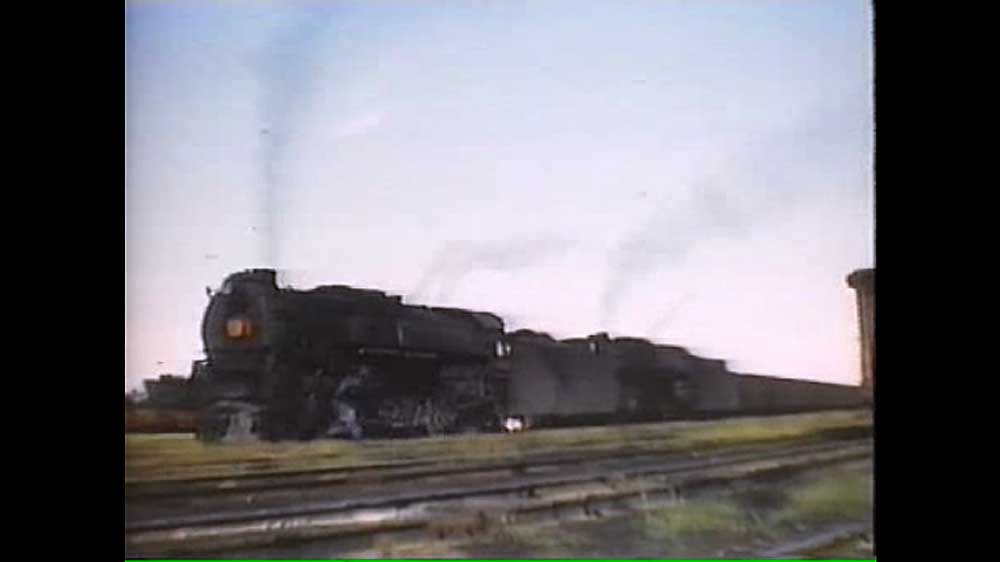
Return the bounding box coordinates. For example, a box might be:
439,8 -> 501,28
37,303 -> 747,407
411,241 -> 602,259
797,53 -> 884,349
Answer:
774,468 -> 872,525
640,500 -> 753,542
638,462 -> 873,553
339,462 -> 874,559
125,409 -> 871,483
490,525 -> 592,558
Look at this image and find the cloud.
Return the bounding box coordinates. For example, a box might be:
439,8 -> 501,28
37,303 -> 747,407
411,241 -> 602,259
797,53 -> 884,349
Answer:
334,111 -> 385,139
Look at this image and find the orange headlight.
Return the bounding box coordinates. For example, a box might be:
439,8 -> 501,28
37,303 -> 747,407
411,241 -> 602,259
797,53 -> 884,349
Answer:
225,317 -> 253,339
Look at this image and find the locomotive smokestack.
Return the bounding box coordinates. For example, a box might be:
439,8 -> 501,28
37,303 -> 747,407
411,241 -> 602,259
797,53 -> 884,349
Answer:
847,268 -> 874,395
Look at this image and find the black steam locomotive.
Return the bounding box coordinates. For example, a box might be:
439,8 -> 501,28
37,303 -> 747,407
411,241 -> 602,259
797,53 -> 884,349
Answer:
191,269 -> 867,441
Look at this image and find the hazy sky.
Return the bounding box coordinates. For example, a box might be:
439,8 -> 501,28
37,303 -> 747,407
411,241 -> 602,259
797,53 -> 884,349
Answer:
125,0 -> 874,391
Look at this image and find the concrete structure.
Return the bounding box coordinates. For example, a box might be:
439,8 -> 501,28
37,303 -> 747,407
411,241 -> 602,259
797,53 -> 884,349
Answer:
847,268 -> 874,394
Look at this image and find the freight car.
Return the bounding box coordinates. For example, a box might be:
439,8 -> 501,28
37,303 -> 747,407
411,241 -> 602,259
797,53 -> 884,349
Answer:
191,269 -> 868,441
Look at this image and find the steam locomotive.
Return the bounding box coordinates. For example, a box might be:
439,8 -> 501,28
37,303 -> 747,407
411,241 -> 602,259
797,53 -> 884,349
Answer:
191,269 -> 867,441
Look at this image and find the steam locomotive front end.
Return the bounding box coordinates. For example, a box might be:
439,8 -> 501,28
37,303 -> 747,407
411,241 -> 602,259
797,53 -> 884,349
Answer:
194,269 -> 281,439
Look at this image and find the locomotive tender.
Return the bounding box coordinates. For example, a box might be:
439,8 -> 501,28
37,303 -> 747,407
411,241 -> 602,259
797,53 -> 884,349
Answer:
192,269 -> 867,441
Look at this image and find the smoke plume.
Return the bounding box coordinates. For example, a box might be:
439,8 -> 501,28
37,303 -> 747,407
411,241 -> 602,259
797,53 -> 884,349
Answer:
256,9 -> 333,267
411,238 -> 577,303
600,91 -> 868,327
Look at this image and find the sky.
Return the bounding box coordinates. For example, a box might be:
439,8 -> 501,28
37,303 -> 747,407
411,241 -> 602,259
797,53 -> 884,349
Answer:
125,0 -> 874,392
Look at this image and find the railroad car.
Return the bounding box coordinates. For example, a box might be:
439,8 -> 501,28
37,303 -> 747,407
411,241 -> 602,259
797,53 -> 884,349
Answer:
190,269 -> 868,441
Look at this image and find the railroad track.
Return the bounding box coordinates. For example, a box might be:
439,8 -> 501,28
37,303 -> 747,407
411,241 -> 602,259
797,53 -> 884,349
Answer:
125,436 -> 872,558
125,409 -> 873,483
126,424 -> 869,502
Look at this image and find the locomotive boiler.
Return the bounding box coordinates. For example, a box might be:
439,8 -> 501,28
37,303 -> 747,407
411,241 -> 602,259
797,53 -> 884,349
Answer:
192,269 -> 867,442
